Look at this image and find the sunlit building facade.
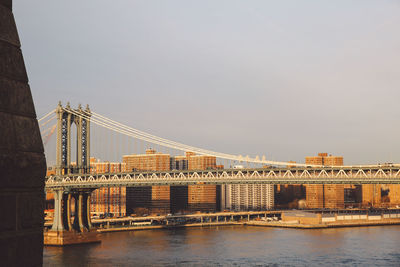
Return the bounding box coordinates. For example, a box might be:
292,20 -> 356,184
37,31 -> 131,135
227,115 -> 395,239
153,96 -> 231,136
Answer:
305,153 -> 345,209
123,149 -> 171,215
221,184 -> 274,211
90,158 -> 127,216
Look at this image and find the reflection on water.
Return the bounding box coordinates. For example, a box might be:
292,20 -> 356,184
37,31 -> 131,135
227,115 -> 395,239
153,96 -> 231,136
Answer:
44,226 -> 400,266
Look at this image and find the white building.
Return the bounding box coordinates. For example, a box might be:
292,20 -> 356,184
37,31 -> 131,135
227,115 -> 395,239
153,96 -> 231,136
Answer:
221,184 -> 274,211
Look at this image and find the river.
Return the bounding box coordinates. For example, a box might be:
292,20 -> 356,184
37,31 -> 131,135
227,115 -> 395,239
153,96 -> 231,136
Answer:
44,225 -> 400,266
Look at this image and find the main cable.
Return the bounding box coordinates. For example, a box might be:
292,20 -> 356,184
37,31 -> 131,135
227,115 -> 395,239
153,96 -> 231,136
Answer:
66,108 -> 399,168
68,109 -> 324,167
38,109 -> 56,122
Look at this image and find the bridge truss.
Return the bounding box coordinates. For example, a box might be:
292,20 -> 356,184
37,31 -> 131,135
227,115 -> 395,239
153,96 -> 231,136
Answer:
45,166 -> 400,190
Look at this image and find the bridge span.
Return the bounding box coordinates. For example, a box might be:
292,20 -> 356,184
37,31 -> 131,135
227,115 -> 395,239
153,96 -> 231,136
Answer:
45,166 -> 400,190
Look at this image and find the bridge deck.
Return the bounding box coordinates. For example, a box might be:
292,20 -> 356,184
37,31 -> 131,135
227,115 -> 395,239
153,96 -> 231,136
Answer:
45,167 -> 400,190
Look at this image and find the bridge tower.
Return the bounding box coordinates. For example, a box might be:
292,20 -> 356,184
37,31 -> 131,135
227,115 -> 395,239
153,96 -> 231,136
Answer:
45,102 -> 99,245
55,102 -> 91,175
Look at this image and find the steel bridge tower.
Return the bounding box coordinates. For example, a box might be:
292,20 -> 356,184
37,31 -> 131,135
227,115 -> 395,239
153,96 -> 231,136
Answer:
56,102 -> 91,175
46,102 -> 99,245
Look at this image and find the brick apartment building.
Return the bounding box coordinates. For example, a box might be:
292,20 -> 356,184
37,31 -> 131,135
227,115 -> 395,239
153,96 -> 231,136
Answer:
90,158 -> 127,216
305,153 -> 345,209
186,152 -> 218,212
123,150 -> 220,215
123,149 -> 171,215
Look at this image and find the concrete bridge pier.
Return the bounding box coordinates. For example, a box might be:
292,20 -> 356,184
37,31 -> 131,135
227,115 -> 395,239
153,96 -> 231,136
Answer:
71,192 -> 93,232
44,189 -> 100,245
50,190 -> 66,232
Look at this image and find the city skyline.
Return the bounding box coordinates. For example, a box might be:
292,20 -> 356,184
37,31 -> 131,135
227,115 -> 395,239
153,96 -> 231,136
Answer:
16,0 -> 400,165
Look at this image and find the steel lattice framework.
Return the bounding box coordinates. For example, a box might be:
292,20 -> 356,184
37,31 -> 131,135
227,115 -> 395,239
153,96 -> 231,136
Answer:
45,166 -> 400,190
55,102 -> 91,175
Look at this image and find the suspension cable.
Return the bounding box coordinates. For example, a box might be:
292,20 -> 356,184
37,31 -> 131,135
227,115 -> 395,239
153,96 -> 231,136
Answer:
92,112 -> 256,162
66,108 -> 322,167
42,124 -> 57,145
41,123 -> 57,135
38,109 -> 56,122
63,108 -> 398,168
40,115 -> 56,128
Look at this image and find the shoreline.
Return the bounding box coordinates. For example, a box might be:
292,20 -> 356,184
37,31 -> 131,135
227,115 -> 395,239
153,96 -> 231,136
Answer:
245,219 -> 400,229
96,219 -> 400,233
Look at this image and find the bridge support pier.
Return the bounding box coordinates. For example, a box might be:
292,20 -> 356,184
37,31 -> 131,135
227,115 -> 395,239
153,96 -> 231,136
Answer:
44,189 -> 100,246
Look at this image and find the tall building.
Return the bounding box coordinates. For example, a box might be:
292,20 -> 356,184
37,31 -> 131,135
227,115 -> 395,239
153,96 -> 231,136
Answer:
305,153 -> 344,209
170,155 -> 188,170
362,184 -> 381,207
273,161 -> 304,208
344,185 -> 362,206
90,158 -> 127,216
221,184 -> 274,211
123,148 -> 170,172
361,171 -> 400,208
187,152 -> 219,212
188,184 -> 218,212
169,153 -> 220,213
274,184 -> 304,208
169,156 -> 189,213
187,153 -> 217,170
123,149 -> 171,215
305,153 -> 324,165
170,186 -> 188,213
122,150 -> 220,215
388,185 -> 400,207
324,156 -> 343,166
91,187 -> 126,216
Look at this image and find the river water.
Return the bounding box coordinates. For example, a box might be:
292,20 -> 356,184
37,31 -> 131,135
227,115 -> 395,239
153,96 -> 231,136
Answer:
44,225 -> 400,266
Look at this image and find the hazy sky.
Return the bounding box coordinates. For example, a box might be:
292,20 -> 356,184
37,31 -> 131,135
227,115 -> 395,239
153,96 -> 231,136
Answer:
14,1 -> 400,164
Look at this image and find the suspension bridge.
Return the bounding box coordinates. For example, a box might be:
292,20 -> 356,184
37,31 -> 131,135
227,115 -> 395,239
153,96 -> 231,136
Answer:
40,102 -> 400,187
40,102 -> 400,243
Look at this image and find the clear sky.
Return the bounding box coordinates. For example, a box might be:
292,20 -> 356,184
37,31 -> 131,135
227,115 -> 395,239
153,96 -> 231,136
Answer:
14,1 -> 400,165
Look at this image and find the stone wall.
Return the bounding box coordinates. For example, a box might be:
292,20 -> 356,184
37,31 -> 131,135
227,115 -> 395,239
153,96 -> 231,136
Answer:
0,0 -> 46,265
